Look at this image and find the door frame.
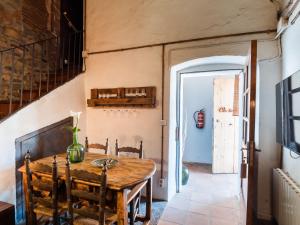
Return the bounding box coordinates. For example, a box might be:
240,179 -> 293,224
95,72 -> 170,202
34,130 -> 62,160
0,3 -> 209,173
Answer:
175,69 -> 243,192
240,40 -> 258,225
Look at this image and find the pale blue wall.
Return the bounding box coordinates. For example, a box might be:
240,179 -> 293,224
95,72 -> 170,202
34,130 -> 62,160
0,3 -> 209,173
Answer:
182,76 -> 214,164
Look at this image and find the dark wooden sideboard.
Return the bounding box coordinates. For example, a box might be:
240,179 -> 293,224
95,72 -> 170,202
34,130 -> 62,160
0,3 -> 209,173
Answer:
0,201 -> 15,225
15,117 -> 73,224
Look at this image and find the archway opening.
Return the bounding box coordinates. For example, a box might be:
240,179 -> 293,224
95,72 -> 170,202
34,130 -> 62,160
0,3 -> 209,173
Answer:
166,56 -> 247,224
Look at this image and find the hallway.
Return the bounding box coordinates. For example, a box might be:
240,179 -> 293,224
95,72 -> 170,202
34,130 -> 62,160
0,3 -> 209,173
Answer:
158,164 -> 245,225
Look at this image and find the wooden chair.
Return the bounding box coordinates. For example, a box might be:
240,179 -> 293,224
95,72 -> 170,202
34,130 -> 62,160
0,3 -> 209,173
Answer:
85,137 -> 109,154
115,139 -> 144,225
65,155 -> 117,225
115,139 -> 143,159
25,152 -> 64,225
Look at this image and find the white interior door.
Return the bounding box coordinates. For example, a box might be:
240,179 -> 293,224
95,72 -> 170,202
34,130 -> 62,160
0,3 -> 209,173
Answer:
213,77 -> 237,174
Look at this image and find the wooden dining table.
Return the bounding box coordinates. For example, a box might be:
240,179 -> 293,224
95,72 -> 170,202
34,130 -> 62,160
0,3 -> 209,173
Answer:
18,152 -> 156,225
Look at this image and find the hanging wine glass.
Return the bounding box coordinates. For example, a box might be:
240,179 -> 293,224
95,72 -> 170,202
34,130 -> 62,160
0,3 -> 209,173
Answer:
141,88 -> 146,97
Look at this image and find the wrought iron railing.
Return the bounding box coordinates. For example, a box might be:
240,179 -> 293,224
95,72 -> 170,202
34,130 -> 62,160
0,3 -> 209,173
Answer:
0,31 -> 84,121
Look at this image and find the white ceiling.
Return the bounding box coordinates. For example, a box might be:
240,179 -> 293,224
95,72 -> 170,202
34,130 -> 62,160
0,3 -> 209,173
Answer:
87,0 -> 278,51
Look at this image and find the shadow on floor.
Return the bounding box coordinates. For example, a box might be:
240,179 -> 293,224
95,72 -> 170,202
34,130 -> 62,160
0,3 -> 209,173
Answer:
136,199 -> 167,225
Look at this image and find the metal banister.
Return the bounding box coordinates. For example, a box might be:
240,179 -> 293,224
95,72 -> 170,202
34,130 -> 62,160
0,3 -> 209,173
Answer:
0,31 -> 84,121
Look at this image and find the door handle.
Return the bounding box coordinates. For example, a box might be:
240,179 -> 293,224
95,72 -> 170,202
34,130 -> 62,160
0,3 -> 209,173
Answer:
241,147 -> 261,152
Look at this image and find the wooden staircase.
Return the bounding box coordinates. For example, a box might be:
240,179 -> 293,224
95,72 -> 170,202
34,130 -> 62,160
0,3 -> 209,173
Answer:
0,32 -> 84,121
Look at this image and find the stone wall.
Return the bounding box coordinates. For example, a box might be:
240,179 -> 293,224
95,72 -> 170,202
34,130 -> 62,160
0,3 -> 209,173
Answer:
0,0 -> 60,49
0,0 -> 22,96
0,0 -> 23,50
0,0 -> 61,101
22,0 -> 60,42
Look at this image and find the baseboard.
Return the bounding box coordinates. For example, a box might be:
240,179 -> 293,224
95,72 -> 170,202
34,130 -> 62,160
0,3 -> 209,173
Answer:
255,211 -> 278,225
257,212 -> 273,221
255,218 -> 278,225
182,161 -> 211,166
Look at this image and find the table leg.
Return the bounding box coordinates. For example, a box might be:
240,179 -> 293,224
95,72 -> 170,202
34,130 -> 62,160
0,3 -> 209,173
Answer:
117,189 -> 128,225
145,177 -> 152,221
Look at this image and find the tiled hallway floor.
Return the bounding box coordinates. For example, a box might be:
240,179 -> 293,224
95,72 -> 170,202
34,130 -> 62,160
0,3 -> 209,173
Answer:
158,164 -> 245,225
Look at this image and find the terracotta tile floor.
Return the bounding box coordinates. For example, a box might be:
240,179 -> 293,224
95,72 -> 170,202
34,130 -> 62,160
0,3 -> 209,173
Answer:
158,164 -> 246,225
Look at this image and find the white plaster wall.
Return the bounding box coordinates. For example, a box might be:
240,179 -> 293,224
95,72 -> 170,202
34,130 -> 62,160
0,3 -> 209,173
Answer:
165,37 -> 281,217
84,47 -> 167,199
0,75 -> 86,204
181,76 -> 214,164
0,0 -> 282,215
84,31 -> 281,218
86,0 -> 277,52
165,41 -> 275,190
256,58 -> 282,220
84,0 -> 281,214
281,4 -> 300,185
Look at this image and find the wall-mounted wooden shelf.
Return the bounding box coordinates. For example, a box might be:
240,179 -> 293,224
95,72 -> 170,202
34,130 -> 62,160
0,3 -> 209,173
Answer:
87,86 -> 156,108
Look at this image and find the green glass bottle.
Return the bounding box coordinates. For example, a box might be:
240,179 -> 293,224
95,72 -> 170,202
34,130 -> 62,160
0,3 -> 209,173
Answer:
67,131 -> 85,163
182,165 -> 189,185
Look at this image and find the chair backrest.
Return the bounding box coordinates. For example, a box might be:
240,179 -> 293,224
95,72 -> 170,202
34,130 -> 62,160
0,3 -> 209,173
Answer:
85,137 -> 109,154
65,154 -> 108,225
25,152 -> 59,225
115,139 -> 143,159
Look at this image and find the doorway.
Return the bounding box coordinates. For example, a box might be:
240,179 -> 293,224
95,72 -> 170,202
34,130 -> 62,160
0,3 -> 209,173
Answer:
179,71 -> 241,179
161,69 -> 246,225
177,70 -> 243,190
167,42 -> 258,225
179,72 -> 240,173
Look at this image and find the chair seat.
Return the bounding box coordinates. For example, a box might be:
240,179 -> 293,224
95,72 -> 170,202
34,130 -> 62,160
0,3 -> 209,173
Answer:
25,154 -> 60,224
33,196 -> 68,208
73,206 -> 117,219
35,214 -> 53,225
73,212 -> 117,225
32,178 -> 63,192
33,201 -> 67,217
34,206 -> 53,217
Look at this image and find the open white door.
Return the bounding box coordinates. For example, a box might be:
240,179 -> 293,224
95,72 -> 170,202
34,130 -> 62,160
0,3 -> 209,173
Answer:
212,77 -> 238,173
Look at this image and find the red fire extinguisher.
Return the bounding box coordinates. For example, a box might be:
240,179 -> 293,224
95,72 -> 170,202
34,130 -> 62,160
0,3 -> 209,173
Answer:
193,109 -> 205,128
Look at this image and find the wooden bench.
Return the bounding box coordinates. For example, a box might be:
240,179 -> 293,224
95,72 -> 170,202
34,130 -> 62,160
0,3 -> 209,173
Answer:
0,201 -> 15,225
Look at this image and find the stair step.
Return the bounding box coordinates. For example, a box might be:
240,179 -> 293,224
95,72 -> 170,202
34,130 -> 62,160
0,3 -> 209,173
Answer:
22,90 -> 40,100
40,83 -> 55,92
47,75 -> 75,84
0,90 -> 47,118
21,82 -> 56,100
0,66 -> 81,122
0,111 -> 7,120
25,83 -> 55,93
0,101 -> 24,114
